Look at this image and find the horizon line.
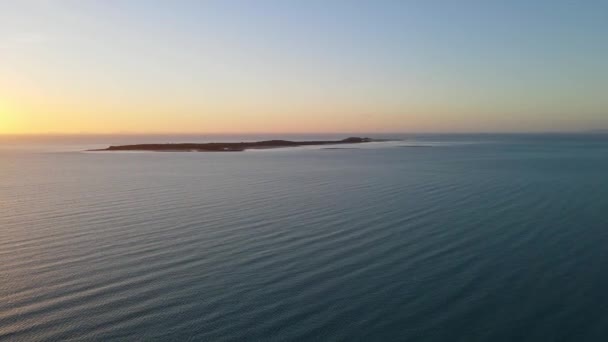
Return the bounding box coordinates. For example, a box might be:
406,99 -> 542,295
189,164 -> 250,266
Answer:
1,130 -> 607,137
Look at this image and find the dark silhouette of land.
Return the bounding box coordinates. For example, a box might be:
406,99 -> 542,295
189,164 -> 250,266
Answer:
90,137 -> 375,152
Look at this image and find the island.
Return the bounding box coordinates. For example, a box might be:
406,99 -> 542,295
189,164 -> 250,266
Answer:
89,137 -> 376,152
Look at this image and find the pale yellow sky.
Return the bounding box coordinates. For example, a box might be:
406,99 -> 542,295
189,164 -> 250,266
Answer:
2,1 -> 607,134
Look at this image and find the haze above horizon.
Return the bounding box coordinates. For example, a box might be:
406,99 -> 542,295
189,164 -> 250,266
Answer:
1,0 -> 607,134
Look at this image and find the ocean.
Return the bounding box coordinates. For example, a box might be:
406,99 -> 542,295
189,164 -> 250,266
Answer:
1,134 -> 607,341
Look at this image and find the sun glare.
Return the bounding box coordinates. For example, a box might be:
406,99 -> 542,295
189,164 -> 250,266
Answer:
0,102 -> 17,134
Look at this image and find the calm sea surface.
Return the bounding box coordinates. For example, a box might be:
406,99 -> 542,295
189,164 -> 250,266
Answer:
1,134 -> 608,341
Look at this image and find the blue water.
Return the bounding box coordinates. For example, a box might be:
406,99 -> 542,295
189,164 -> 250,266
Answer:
1,134 -> 608,341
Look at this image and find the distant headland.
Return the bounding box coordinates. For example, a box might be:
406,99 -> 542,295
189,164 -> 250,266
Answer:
89,137 -> 378,152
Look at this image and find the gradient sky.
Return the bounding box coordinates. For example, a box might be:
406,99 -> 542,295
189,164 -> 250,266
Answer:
1,0 -> 607,134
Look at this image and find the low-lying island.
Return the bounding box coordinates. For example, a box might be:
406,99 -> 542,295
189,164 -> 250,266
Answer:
90,137 -> 375,152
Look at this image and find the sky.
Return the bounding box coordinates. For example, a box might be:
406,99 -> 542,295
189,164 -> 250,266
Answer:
1,0 -> 607,134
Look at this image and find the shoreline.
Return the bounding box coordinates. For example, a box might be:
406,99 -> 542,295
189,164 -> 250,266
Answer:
89,137 -> 380,152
